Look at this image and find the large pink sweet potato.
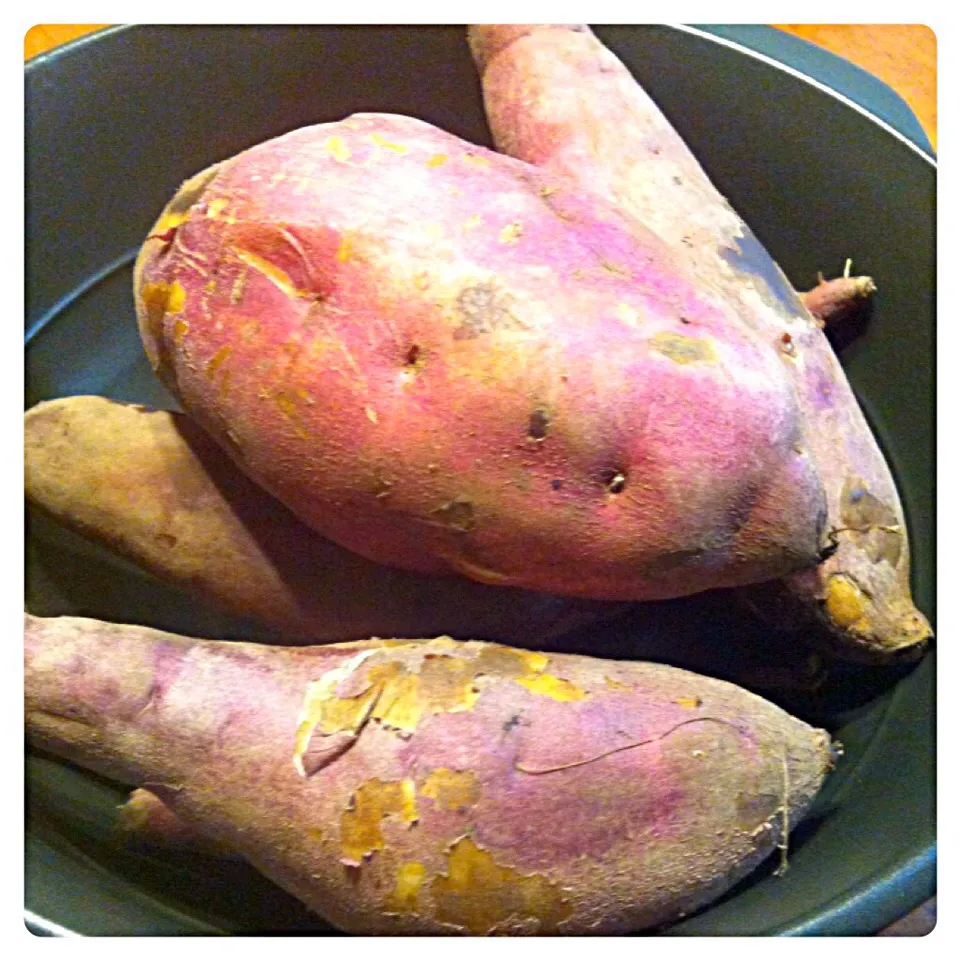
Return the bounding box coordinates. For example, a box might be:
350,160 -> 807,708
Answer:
135,112 -> 827,602
26,613 -> 835,934
468,24 -> 930,659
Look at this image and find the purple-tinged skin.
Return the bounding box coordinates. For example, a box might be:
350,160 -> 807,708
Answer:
468,24 -> 931,659
135,113 -> 826,602
26,613 -> 834,935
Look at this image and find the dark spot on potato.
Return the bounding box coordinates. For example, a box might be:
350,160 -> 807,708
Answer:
156,533 -> 178,548
655,547 -> 707,569
672,175 -> 683,186
430,496 -> 477,533
453,283 -> 523,339
779,332 -> 797,356
604,470 -> 627,495
527,408 -> 550,442
405,344 -> 422,367
502,713 -> 526,735
551,479 -> 563,491
726,482 -> 761,537
840,478 -> 899,529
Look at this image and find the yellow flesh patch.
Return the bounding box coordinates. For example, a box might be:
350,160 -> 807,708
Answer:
616,302 -> 643,328
205,346 -> 231,378
292,650 -> 380,775
419,769 -> 480,811
499,222 -> 523,245
825,575 -> 869,629
650,332 -> 717,365
336,233 -> 353,262
472,645 -> 549,679
172,318 -> 190,344
386,861 -> 427,913
324,135 -> 351,162
369,133 -> 409,154
431,836 -> 573,934
293,641 -> 584,770
205,197 -> 233,221
141,280 -> 186,318
462,215 -> 482,231
231,247 -> 310,298
153,210 -> 188,235
340,778 -> 418,865
370,657 -> 481,733
514,673 -> 587,702
427,154 -> 449,168
370,667 -> 423,731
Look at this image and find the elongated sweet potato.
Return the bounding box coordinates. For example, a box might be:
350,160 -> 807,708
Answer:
468,24 -> 930,660
26,613 -> 835,935
135,112 -> 828,602
24,396 -> 615,644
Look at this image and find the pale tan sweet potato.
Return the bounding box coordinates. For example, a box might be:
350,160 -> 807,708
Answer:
26,612 -> 836,935
468,24 -> 930,660
24,396 -> 616,644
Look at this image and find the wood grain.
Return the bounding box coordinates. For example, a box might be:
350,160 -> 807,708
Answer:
775,24 -> 936,148
24,24 -> 111,61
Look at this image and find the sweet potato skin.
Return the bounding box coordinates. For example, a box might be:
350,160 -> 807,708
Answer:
469,24 -> 931,659
134,111 -> 827,602
26,613 -> 834,935
24,396 -> 616,644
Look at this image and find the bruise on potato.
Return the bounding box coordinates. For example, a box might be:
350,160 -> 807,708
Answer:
26,613 -> 835,935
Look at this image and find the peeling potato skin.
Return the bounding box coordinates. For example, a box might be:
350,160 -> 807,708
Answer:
23,396 -> 617,645
468,23 -> 929,657
26,614 -> 834,935
134,111 -> 827,602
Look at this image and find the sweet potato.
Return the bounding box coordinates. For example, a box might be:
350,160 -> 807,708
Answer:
26,612 -> 835,935
468,24 -> 930,660
24,396 -> 615,644
134,112 -> 828,603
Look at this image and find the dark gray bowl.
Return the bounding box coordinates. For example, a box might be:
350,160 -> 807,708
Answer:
25,25 -> 935,936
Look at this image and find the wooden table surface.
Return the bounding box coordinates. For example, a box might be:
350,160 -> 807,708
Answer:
23,22 -> 936,937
